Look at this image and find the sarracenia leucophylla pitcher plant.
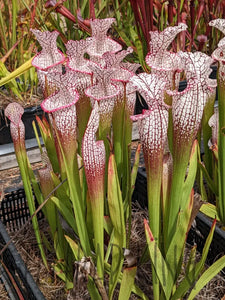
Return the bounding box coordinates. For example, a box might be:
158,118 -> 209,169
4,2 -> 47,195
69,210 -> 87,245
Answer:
5,19 -> 225,300
130,24 -> 225,299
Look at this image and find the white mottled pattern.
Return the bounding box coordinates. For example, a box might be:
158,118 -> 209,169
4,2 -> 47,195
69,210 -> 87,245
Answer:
38,167 -> 52,188
86,18 -> 122,57
85,64 -> 120,132
138,107 -> 168,158
149,23 -> 187,54
208,108 -> 219,146
41,71 -> 79,111
103,47 -> 133,69
163,51 -> 217,146
170,80 -> 208,145
146,23 -> 187,71
120,62 -> 141,73
10,121 -> 25,142
31,30 -> 65,70
126,82 -> 137,116
82,102 -> 105,186
151,68 -> 180,90
5,103 -> 25,144
218,37 -> 225,48
87,37 -> 121,57
209,19 -> 225,35
37,65 -> 62,92
130,73 -> 166,107
86,81 -> 118,100
146,51 -> 182,72
90,18 -> 115,38
102,48 -> 134,83
178,52 -> 216,87
218,62 -> 225,83
86,64 -> 119,100
5,103 -> 24,126
66,39 -> 92,74
212,47 -> 225,62
210,19 -> 225,80
130,73 -> 168,161
41,71 -> 79,145
53,105 -> 77,138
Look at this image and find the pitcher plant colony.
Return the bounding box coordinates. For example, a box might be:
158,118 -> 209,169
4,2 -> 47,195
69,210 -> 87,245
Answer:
5,17 -> 225,300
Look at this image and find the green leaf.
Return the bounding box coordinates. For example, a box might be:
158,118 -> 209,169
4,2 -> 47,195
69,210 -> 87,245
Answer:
108,154 -> 126,242
104,259 -> 149,300
188,255 -> 225,299
172,219 -> 217,299
53,263 -> 73,289
65,235 -> 83,260
56,127 -> 90,256
131,284 -> 149,300
185,245 -> 197,275
15,147 -> 48,269
0,58 -> 33,86
144,219 -> 173,299
181,140 -> 198,208
200,203 -> 220,221
166,192 -> 193,285
36,116 -> 60,174
217,77 -> 225,222
51,172 -> 70,202
129,27 -> 145,67
87,278 -> 102,300
108,153 -> 126,299
51,196 -> 77,235
131,143 -> 141,195
104,216 -> 113,235
118,267 -> 137,300
0,61 -> 22,99
115,27 -> 133,47
198,161 -> 218,196
32,120 -> 43,154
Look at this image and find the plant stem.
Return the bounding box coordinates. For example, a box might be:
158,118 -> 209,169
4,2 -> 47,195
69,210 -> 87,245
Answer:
217,67 -> 225,222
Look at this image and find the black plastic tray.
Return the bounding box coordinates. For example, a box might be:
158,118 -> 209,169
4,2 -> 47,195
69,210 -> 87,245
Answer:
0,220 -> 46,300
0,189 -> 43,232
0,189 -> 46,299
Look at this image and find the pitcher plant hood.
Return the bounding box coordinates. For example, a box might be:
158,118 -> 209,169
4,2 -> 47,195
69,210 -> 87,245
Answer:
31,29 -> 65,70
168,52 -> 216,145
146,23 -> 187,72
5,103 -> 25,143
130,73 -> 168,163
66,39 -> 92,75
86,18 -> 122,59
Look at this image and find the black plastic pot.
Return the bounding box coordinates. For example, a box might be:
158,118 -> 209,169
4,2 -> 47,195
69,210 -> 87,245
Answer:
187,212 -> 225,267
132,167 -> 225,267
0,105 -> 44,145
